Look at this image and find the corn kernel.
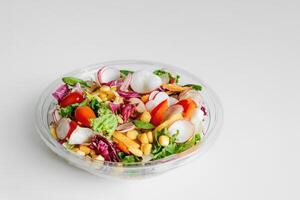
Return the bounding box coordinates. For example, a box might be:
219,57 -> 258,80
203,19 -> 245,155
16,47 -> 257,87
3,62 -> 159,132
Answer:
72,147 -> 79,152
141,144 -> 152,155
138,133 -> 149,144
111,86 -> 117,91
50,125 -> 58,140
140,111 -> 151,123
79,145 -> 91,155
90,149 -> 96,156
141,95 -> 149,103
100,85 -> 110,92
76,150 -> 85,156
126,130 -> 139,140
146,131 -> 153,143
94,155 -> 104,161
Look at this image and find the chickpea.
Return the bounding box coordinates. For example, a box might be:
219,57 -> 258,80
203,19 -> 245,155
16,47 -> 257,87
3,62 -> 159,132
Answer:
126,130 -> 139,140
140,111 -> 151,123
110,86 -> 117,91
100,85 -> 110,92
146,131 -> 153,143
138,133 -> 149,144
158,135 -> 170,147
141,144 -> 152,155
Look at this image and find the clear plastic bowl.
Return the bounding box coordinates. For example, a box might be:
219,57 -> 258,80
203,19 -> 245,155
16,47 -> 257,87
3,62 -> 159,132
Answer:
35,60 -> 223,179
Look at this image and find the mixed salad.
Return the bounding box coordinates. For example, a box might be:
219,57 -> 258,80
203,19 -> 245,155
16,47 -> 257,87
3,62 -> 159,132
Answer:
50,66 -> 206,163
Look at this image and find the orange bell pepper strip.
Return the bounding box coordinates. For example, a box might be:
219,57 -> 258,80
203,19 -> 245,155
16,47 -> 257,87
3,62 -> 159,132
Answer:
161,84 -> 191,92
151,99 -> 169,126
176,98 -> 197,120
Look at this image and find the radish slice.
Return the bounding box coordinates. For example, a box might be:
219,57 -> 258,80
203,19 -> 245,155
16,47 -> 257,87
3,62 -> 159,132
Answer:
52,108 -> 61,123
56,118 -> 71,140
116,122 -> 136,133
163,105 -> 184,121
149,90 -> 159,101
179,89 -> 203,106
153,92 -> 169,104
190,108 -> 205,133
120,73 -> 132,91
68,127 -> 94,144
130,70 -> 162,94
97,66 -> 120,84
145,100 -> 157,112
129,97 -> 146,113
169,96 -> 179,106
145,92 -> 169,112
168,120 -> 195,143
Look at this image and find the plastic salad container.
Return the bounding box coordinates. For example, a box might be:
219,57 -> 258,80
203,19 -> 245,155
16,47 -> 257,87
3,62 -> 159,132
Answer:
35,60 -> 223,179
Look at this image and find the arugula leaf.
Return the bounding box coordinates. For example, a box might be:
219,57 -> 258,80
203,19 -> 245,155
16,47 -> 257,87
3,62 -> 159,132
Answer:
132,120 -> 155,129
175,133 -> 201,153
117,152 -> 140,163
184,84 -> 202,91
151,129 -> 201,160
62,77 -> 88,87
120,70 -> 133,76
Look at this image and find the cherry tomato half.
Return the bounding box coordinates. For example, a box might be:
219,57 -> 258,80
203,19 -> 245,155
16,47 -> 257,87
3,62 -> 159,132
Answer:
74,106 -> 96,127
60,92 -> 84,107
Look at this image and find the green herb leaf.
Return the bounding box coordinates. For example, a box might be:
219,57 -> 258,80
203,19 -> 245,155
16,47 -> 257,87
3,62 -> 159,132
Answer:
62,77 -> 88,87
60,105 -> 74,118
132,120 -> 155,129
120,70 -> 133,76
184,84 -> 202,91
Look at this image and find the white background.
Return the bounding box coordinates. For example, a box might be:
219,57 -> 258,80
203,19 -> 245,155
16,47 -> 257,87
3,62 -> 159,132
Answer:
1,0 -> 300,199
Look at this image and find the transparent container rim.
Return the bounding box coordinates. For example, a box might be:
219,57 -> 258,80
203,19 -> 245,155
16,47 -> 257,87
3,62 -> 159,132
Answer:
35,59 -> 223,169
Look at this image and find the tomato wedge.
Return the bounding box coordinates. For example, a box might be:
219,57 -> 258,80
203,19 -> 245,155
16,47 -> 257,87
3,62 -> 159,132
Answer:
176,98 -> 197,120
60,92 -> 84,107
74,106 -> 96,127
151,99 -> 169,126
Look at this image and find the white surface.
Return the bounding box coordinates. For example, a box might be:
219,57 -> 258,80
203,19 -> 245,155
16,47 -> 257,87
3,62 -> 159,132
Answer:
1,0 -> 300,199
